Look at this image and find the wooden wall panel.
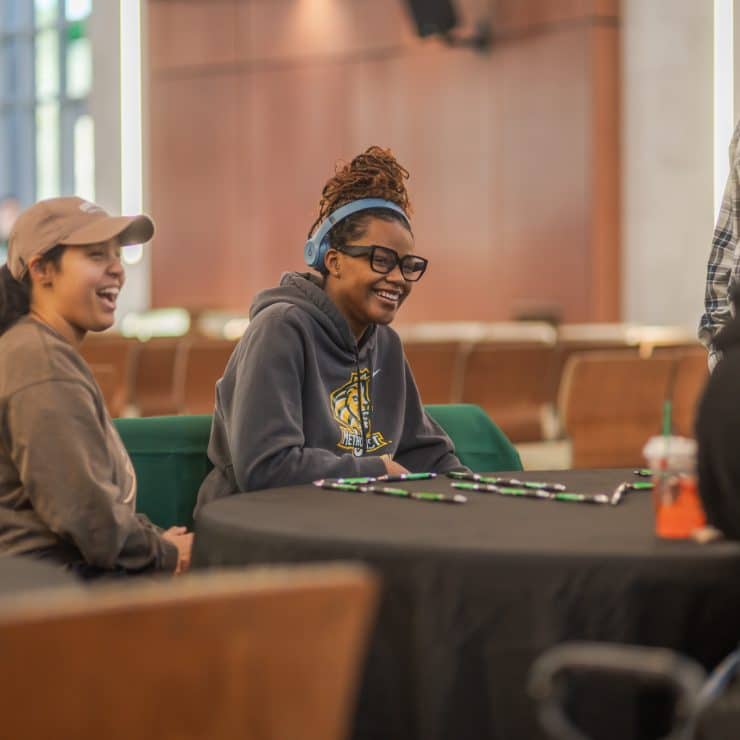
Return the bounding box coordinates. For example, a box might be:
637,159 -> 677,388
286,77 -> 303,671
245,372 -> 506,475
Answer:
589,24 -> 621,320
488,26 -> 591,321
360,48 -> 495,322
236,0 -> 411,63
149,73 -> 242,309
241,62 -> 355,292
148,0 -> 238,70
495,0 -> 619,30
147,0 -> 621,322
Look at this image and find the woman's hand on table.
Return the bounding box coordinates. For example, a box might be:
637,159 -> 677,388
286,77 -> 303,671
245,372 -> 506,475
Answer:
381,454 -> 409,477
163,526 -> 194,574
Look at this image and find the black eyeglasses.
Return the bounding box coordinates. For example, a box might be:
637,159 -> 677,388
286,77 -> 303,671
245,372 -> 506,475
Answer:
337,244 -> 428,282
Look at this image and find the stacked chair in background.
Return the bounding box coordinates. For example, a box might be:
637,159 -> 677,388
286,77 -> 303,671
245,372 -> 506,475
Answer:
397,321 -> 559,443
669,346 -> 712,438
399,321 -> 705,468
178,338 -> 239,414
132,338 -> 182,416
79,335 -> 138,418
80,334 -> 239,418
557,345 -> 708,468
557,350 -> 676,468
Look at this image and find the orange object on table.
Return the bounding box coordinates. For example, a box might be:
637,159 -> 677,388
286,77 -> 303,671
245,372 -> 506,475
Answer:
654,475 -> 706,539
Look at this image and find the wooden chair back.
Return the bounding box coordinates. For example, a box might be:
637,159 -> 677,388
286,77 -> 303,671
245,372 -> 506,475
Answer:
0,564 -> 378,740
461,343 -> 559,443
399,322 -> 558,441
668,346 -> 709,438
80,335 -> 137,416
403,340 -> 471,404
132,338 -> 182,416
87,363 -> 121,417
558,350 -> 675,467
178,338 -> 238,414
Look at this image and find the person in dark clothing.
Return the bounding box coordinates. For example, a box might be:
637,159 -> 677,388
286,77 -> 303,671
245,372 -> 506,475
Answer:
696,286 -> 740,539
196,146 -> 466,509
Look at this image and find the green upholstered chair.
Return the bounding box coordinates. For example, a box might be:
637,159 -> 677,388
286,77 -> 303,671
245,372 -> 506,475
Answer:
426,403 -> 523,472
113,415 -> 213,530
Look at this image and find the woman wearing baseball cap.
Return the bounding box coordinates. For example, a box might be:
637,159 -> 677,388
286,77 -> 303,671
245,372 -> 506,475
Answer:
0,196 -> 192,578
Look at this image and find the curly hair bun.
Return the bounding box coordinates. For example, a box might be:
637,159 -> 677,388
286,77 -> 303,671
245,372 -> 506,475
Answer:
312,146 -> 412,230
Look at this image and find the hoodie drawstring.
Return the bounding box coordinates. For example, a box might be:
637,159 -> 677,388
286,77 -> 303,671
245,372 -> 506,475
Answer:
354,350 -> 368,455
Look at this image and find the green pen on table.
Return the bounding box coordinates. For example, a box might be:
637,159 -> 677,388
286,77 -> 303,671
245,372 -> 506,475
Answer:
447,470 -> 566,492
452,481 -> 551,500
452,481 -> 610,504
552,491 -> 611,505
361,485 -> 410,496
314,480 -> 466,504
313,480 -> 364,492
332,476 -> 378,485
313,480 -> 407,495
410,491 -> 467,504
315,480 -> 410,496
610,480 -> 655,505
376,472 -> 438,482
492,477 -> 567,492
611,483 -> 628,505
366,486 -> 466,503
448,471 -> 481,480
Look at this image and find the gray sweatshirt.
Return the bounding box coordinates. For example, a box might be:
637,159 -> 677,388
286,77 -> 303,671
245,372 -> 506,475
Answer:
0,317 -> 177,572
196,272 -> 464,511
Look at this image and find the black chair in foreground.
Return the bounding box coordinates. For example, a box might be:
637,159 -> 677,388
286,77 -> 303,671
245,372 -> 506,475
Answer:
529,641 -> 740,740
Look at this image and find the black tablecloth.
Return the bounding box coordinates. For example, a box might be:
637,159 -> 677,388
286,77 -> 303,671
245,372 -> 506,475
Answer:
0,555 -> 82,598
192,469 -> 740,740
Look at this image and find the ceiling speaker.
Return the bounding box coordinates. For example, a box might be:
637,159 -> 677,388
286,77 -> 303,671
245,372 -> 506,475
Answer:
402,0 -> 458,37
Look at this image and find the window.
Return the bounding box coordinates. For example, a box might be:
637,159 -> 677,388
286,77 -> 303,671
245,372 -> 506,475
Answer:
0,0 -> 94,224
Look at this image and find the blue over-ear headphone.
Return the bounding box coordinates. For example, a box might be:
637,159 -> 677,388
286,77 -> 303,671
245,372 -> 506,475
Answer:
304,198 -> 410,272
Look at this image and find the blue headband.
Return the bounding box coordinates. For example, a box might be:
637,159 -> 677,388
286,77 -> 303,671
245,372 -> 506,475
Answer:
304,198 -> 410,272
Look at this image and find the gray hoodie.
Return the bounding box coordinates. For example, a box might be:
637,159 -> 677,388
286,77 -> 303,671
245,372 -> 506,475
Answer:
196,272 -> 463,510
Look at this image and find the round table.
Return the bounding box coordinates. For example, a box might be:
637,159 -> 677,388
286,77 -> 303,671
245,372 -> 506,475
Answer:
193,469 -> 740,740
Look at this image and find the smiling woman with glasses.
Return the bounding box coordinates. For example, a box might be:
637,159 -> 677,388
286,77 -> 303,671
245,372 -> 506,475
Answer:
195,146 -> 467,510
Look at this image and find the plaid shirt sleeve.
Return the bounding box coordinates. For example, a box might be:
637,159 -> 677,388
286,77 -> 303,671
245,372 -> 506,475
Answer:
699,120 -> 740,367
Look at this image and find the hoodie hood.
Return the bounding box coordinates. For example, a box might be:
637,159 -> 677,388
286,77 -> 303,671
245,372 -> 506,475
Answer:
250,271 -> 376,355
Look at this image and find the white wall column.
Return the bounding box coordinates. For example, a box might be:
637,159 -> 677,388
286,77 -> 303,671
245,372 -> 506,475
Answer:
622,0 -> 714,328
89,0 -> 150,318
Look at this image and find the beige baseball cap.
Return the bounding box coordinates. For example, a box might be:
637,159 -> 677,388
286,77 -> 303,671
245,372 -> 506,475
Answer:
7,196 -> 154,280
